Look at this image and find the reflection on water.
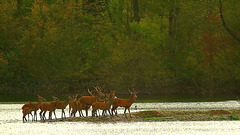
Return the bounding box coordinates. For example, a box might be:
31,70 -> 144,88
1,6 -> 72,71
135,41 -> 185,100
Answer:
0,101 -> 240,135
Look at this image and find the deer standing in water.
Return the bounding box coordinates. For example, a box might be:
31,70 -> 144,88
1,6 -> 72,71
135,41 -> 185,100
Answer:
68,94 -> 78,117
39,96 -> 59,120
77,87 -> 105,116
22,106 -> 33,123
21,95 -> 46,121
76,100 -> 91,117
111,89 -> 137,118
56,95 -> 73,119
92,91 -> 116,117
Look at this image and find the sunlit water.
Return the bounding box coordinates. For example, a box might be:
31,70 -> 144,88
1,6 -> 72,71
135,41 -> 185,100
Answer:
1,101 -> 240,135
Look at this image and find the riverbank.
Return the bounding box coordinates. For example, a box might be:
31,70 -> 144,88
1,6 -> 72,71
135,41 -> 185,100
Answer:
47,110 -> 240,122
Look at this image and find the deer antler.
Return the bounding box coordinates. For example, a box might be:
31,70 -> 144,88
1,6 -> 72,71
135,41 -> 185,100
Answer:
132,88 -> 136,92
88,89 -> 92,95
93,86 -> 98,90
128,89 -> 132,93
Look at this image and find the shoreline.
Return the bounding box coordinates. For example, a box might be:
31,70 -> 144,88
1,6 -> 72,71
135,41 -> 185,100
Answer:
43,109 -> 240,123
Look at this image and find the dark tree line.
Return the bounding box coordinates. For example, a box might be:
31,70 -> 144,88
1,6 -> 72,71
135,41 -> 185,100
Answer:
0,0 -> 240,96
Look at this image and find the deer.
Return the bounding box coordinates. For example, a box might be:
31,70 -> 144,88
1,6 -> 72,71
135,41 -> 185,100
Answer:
111,89 -> 137,118
39,96 -> 59,121
68,94 -> 78,117
21,95 -> 46,121
92,91 -> 116,117
22,106 -> 33,123
76,101 -> 91,117
77,86 -> 105,116
56,95 -> 73,119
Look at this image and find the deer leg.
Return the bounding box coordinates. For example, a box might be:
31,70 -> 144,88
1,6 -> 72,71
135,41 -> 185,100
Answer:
34,111 -> 37,121
49,111 -> 51,120
23,114 -> 26,123
128,108 -> 131,118
53,111 -> 57,120
78,109 -> 82,117
102,110 -> 105,116
62,109 -> 66,119
43,111 -> 46,120
39,111 -> 42,120
124,108 -> 127,118
69,107 -> 71,117
80,110 -> 83,117
108,110 -> 112,116
92,110 -> 94,117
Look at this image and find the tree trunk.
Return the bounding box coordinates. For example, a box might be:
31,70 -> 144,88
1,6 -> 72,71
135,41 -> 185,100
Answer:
132,0 -> 140,23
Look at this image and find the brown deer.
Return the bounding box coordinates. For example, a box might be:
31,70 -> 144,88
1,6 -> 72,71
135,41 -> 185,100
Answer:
39,96 -> 59,120
111,89 -> 137,118
56,95 -> 73,119
22,106 -> 33,123
68,94 -> 78,117
77,87 -> 105,116
21,95 -> 46,121
76,101 -> 91,117
92,91 -> 116,117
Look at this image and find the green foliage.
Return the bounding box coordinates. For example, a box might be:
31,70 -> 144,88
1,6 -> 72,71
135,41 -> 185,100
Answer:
144,117 -> 172,121
229,114 -> 239,120
0,0 -> 240,96
217,116 -> 228,120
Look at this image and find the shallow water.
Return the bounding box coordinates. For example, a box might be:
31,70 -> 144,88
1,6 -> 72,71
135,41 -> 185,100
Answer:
1,101 -> 240,135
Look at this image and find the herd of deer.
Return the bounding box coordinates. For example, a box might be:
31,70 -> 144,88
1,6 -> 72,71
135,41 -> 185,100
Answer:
21,87 -> 137,123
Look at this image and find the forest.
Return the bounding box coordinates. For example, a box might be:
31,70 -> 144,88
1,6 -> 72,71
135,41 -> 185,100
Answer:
0,0 -> 240,97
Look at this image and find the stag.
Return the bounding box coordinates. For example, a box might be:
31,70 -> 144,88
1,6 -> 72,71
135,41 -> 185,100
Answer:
77,87 -> 105,116
111,89 -> 137,118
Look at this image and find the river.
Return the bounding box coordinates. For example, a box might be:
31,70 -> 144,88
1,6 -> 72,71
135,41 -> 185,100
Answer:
0,101 -> 240,135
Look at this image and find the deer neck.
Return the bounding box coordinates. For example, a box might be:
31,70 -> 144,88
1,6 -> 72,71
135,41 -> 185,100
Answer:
53,100 -> 59,109
37,98 -> 43,107
129,94 -> 136,103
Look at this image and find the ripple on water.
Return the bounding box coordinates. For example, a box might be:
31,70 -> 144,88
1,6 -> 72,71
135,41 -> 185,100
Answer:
1,102 -> 240,134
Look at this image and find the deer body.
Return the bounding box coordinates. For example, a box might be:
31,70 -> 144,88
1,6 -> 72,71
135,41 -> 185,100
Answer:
111,89 -> 137,118
56,95 -> 73,119
76,101 -> 91,117
92,91 -> 115,117
68,94 -> 78,117
39,96 -> 59,120
22,107 -> 33,123
21,95 -> 46,121
77,87 -> 105,116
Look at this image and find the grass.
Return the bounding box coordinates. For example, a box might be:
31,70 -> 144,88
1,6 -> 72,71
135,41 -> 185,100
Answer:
42,110 -> 240,123
143,117 -> 172,121
229,114 -> 239,120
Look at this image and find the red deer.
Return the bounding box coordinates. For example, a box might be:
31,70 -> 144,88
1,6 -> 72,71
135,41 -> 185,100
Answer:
21,95 -> 46,121
92,91 -> 116,117
77,87 -> 105,116
76,101 -> 91,117
56,95 -> 73,119
68,94 -> 78,117
39,96 -> 59,120
111,89 -> 137,118
22,106 -> 33,123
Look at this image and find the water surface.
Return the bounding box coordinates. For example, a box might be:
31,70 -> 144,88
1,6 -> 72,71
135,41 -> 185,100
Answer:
1,101 -> 240,135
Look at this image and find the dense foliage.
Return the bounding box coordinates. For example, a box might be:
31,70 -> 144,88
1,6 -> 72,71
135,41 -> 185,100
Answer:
0,0 -> 240,96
